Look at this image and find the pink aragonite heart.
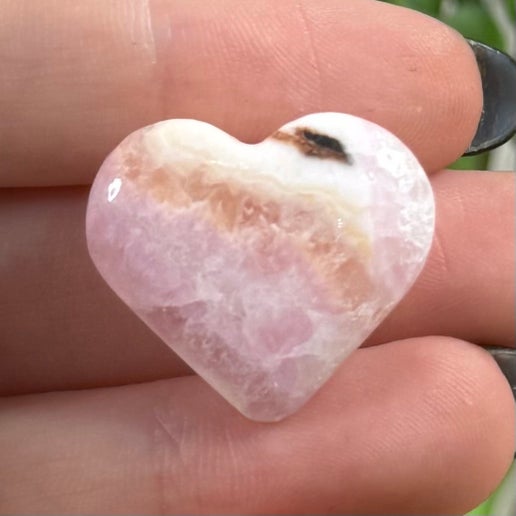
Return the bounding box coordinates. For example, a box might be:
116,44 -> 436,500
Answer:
86,113 -> 435,421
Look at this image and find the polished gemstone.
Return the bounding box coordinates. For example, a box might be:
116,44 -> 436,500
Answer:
86,113 -> 435,421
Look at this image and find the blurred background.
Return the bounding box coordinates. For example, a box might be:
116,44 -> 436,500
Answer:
379,1 -> 515,515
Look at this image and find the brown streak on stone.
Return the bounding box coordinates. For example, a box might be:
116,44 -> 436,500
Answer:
272,127 -> 353,164
126,158 -> 373,307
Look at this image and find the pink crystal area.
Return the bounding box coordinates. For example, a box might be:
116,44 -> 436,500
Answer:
86,114 -> 434,421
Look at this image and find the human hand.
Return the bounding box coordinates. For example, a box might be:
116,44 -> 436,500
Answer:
0,1 -> 514,514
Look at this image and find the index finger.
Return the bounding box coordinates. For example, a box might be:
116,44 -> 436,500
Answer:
0,0 -> 482,187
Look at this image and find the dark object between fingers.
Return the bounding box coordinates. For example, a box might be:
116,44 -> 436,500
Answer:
463,40 -> 516,156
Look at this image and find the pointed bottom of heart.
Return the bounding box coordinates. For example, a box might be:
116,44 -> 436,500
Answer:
86,113 -> 435,421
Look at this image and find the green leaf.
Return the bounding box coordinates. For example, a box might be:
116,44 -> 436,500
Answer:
466,496 -> 495,516
449,153 -> 489,171
379,0 -> 442,17
440,2 -> 505,50
382,0 -> 508,49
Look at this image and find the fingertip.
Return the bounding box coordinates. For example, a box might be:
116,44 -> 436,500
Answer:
375,9 -> 483,170
419,23 -> 483,165
442,340 -> 516,505
276,336 -> 515,514
381,337 -> 515,513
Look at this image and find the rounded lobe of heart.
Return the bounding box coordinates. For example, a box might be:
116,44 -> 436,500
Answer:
86,113 -> 435,421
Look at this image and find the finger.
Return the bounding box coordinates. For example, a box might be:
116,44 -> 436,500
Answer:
0,0 -> 481,187
1,171 -> 514,395
0,337 -> 513,515
0,187 -> 192,393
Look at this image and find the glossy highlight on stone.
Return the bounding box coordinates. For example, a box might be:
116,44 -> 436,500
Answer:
86,113 -> 435,421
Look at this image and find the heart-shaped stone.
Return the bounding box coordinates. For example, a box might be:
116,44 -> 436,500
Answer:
86,113 -> 434,421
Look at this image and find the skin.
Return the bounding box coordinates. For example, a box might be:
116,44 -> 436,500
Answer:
0,0 -> 514,514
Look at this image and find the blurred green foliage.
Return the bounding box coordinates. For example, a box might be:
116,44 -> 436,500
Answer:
380,0 -> 515,170
385,0 -> 508,48
382,0 -> 441,17
507,0 -> 516,19
443,2 -> 504,49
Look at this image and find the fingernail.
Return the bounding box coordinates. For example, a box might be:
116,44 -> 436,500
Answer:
485,347 -> 516,401
463,40 -> 516,156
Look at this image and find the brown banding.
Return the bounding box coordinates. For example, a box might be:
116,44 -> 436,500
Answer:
272,127 -> 353,164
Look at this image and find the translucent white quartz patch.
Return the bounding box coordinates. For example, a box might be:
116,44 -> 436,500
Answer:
86,113 -> 435,421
